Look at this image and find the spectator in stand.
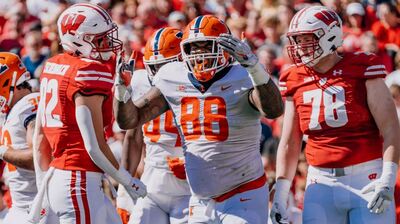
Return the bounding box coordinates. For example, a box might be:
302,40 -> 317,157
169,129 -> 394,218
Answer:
342,2 -> 368,52
181,1 -> 202,22
26,0 -> 63,27
90,0 -> 111,11
226,16 -> 247,38
155,0 -> 174,21
277,4 -> 296,35
257,44 -> 280,79
259,8 -> 284,57
372,2 -> 400,53
136,2 -> 167,40
112,2 -> 133,43
360,31 -> 394,73
21,31 -> 47,79
125,0 -> 137,19
167,11 -> 187,30
245,10 -> 265,47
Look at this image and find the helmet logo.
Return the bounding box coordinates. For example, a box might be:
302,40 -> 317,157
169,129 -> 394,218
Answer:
0,64 -> 8,75
314,10 -> 339,26
60,13 -> 87,35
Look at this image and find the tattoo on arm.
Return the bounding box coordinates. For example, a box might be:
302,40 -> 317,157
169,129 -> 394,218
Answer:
249,79 -> 284,118
114,87 -> 169,129
134,87 -> 169,125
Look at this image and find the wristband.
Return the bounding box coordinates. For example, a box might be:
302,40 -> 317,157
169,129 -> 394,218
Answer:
114,166 -> 133,187
246,63 -> 271,86
381,161 -> 398,187
274,178 -> 291,203
114,84 -> 132,103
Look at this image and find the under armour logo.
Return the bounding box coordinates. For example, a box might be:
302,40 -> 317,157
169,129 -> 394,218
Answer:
310,178 -> 318,184
132,184 -> 139,191
368,173 -> 377,180
333,69 -> 342,76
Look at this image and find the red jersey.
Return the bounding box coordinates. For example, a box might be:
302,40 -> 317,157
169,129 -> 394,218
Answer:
279,52 -> 386,168
39,53 -> 115,172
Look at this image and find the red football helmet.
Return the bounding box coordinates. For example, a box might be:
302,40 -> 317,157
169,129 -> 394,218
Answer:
181,15 -> 231,82
143,27 -> 182,81
0,52 -> 30,113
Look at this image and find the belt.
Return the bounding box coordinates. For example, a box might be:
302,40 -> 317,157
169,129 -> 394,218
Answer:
213,175 -> 267,202
309,158 -> 382,177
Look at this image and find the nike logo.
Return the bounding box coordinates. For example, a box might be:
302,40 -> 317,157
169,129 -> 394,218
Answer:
221,85 -> 232,91
239,198 -> 251,202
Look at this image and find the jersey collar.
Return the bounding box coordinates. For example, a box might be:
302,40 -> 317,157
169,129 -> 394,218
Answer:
188,66 -> 232,93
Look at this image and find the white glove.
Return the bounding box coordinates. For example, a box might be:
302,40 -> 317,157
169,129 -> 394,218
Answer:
217,33 -> 258,67
361,161 -> 398,214
114,51 -> 135,103
113,166 -> 147,202
0,145 -> 8,159
122,176 -> 147,203
270,179 -> 291,224
217,33 -> 270,86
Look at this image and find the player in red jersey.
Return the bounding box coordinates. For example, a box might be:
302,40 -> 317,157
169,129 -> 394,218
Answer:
28,3 -> 146,224
271,6 -> 400,224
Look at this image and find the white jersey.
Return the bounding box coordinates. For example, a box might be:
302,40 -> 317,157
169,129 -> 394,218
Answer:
0,92 -> 39,209
131,69 -> 190,196
154,62 -> 264,198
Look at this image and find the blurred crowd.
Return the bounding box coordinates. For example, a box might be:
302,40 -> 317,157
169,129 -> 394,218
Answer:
1,0 -> 400,223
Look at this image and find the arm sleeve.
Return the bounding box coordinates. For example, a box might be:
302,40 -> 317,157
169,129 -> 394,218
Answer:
75,105 -> 131,186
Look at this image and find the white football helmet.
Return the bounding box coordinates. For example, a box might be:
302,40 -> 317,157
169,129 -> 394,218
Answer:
287,6 -> 343,66
57,3 -> 122,61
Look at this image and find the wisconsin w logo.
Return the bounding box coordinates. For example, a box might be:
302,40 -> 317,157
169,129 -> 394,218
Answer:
60,13 -> 86,35
314,10 -> 340,26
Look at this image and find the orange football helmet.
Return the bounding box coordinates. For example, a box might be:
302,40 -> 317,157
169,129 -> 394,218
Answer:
143,27 -> 182,80
0,52 -> 30,113
181,15 -> 231,82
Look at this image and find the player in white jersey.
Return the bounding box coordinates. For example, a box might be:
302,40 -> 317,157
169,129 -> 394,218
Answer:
0,52 -> 58,224
116,27 -> 191,224
114,15 -> 284,224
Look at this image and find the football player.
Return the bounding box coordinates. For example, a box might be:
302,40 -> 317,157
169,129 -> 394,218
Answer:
116,27 -> 191,224
29,3 -> 146,224
271,6 -> 400,224
114,15 -> 283,223
0,52 -> 58,223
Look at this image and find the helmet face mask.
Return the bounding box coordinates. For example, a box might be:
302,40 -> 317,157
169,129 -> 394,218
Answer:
287,32 -> 324,66
143,27 -> 183,82
181,15 -> 231,82
182,39 -> 227,82
58,3 -> 122,61
84,24 -> 122,60
287,6 -> 343,67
